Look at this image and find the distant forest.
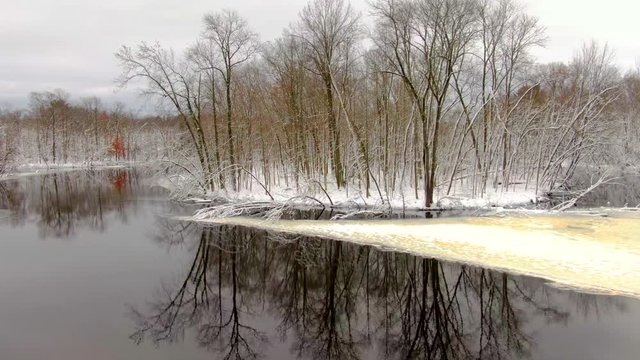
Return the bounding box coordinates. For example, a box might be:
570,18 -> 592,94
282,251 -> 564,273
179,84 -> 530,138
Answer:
2,0 -> 639,207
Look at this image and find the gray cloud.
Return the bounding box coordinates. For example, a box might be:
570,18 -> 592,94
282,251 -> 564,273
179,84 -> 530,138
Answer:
1,0 -> 638,112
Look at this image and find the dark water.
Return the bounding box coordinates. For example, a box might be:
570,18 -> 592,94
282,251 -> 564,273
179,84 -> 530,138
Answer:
1,170 -> 639,360
568,169 -> 640,208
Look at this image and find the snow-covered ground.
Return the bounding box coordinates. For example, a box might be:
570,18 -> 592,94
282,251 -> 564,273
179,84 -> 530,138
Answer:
166,175 -> 542,211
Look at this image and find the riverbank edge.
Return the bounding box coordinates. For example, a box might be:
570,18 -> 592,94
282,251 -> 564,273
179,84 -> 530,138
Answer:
0,161 -> 144,181
0,164 -> 549,212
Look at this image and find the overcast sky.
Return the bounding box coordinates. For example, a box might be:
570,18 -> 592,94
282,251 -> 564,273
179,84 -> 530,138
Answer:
1,0 -> 639,112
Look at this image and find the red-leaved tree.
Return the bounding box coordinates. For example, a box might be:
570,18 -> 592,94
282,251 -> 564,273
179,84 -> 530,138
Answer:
111,136 -> 126,160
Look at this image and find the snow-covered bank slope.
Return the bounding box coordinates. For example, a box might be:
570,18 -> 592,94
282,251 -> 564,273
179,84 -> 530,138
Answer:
185,181 -> 541,211
188,214 -> 640,299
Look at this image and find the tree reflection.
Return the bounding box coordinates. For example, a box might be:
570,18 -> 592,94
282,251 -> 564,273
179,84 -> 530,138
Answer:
0,169 -> 144,237
132,219 -> 627,359
110,170 -> 128,193
131,225 -> 268,359
0,180 -> 26,222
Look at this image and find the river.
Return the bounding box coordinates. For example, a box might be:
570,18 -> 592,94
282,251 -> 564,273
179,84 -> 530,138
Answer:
0,168 -> 639,359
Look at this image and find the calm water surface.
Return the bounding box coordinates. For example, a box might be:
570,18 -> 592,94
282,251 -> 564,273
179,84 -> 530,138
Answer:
0,169 -> 639,360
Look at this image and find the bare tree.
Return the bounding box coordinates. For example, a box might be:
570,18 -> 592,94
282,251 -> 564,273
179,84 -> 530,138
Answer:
372,0 -> 478,207
203,9 -> 259,191
29,90 -> 72,164
116,42 -> 215,190
188,39 -> 226,189
297,0 -> 360,189
0,109 -> 19,175
81,96 -> 102,160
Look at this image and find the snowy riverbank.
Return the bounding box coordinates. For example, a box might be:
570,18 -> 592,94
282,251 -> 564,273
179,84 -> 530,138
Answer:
156,174 -> 545,212
0,164 -> 545,211
0,161 -> 142,181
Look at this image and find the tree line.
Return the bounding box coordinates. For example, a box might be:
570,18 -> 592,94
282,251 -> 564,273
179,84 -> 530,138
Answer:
3,0 -> 638,207
0,92 -> 182,168
117,0 -> 640,207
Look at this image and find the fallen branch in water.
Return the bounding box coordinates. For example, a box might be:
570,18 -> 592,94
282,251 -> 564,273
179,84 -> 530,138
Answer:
552,171 -> 618,211
194,196 -> 327,221
264,196 -> 325,220
307,179 -> 334,206
330,210 -> 390,220
194,201 -> 276,219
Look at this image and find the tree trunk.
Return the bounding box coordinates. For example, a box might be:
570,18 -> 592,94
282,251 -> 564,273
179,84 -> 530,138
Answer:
324,75 -> 344,188
226,73 -> 237,191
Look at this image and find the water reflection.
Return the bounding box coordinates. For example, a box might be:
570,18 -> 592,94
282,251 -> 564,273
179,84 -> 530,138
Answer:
132,216 -> 628,359
0,169 -> 152,237
568,169 -> 640,207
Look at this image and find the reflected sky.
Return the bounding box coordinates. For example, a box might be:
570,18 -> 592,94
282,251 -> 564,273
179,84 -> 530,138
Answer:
0,171 -> 639,359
